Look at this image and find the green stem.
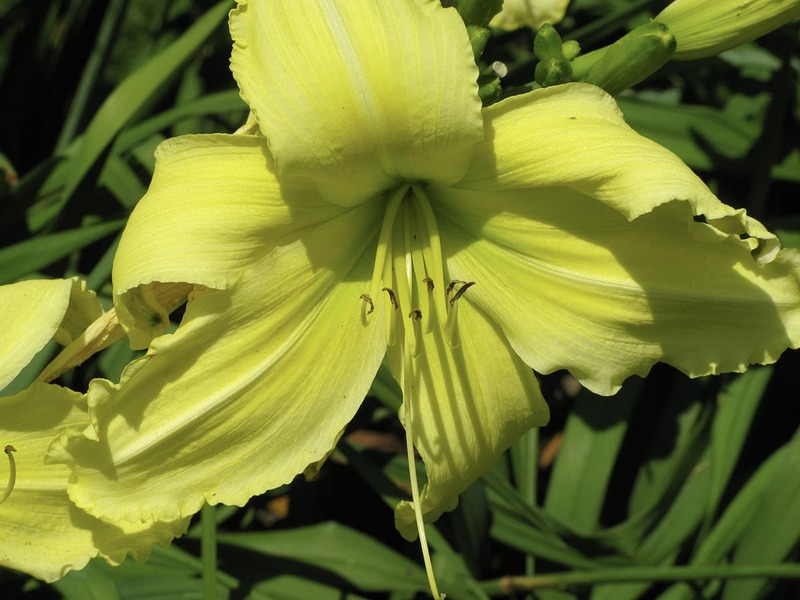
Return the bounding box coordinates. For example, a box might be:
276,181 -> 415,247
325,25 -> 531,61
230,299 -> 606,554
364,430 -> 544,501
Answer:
201,503 -> 218,600
480,564 -> 800,595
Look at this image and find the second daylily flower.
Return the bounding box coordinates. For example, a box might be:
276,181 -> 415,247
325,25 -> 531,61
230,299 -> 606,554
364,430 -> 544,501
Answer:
61,0 -> 800,547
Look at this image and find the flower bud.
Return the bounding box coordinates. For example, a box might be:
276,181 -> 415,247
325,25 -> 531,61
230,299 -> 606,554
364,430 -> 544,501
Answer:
657,0 -> 800,60
581,21 -> 676,95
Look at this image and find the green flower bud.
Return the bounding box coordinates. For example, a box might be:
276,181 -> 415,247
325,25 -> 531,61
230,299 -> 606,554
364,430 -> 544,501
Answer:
581,21 -> 676,95
657,0 -> 800,60
533,24 -> 574,87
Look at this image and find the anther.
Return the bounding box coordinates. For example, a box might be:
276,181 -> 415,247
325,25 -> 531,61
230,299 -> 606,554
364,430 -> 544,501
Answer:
423,277 -> 434,292
360,293 -> 374,315
1,445 -> 17,505
382,287 -> 399,310
449,281 -> 475,306
408,309 -> 424,358
446,280 -> 466,297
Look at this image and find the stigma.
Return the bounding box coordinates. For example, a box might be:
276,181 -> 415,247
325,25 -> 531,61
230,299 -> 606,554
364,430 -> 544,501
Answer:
360,184 -> 474,354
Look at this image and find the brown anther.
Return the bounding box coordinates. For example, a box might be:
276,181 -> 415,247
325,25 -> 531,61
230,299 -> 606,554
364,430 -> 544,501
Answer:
449,281 -> 476,306
409,309 -> 423,321
4,445 -> 16,454
446,280 -> 466,296
360,293 -> 374,314
423,277 -> 434,292
382,287 -> 399,310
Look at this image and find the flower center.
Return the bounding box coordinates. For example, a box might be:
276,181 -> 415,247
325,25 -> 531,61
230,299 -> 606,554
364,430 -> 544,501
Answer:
360,184 -> 473,354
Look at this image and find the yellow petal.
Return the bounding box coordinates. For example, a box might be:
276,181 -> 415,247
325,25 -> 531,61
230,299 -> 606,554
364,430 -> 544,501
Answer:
1,384 -> 188,582
434,186 -> 800,395
459,83 -> 779,263
389,302 -> 548,539
229,0 -> 483,206
490,0 -> 570,30
61,203 -> 387,524
0,279 -> 103,391
113,133 -> 345,347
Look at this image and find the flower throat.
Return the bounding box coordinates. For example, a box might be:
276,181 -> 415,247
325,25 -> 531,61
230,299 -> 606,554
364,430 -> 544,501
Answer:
360,184 -> 474,353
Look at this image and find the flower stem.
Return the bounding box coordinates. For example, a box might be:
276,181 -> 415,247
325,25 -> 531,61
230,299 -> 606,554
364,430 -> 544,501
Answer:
479,564 -> 800,595
201,502 -> 218,600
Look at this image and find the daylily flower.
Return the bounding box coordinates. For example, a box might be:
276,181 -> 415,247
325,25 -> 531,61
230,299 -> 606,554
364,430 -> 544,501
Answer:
657,0 -> 800,60
491,0 -> 570,30
0,278 -> 188,582
60,0 -> 800,571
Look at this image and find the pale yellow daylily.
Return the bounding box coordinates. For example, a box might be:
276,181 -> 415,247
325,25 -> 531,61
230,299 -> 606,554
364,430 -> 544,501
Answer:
657,0 -> 800,60
491,0 -> 569,30
0,279 -> 189,582
59,0 -> 799,560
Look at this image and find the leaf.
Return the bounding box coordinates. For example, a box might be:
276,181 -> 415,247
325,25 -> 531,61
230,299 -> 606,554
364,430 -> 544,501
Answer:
218,522 -> 428,594
543,382 -> 640,534
0,219 -> 125,284
58,1 -> 230,207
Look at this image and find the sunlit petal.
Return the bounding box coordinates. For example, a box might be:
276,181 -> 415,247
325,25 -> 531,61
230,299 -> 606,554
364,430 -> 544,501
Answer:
458,83 -> 779,262
113,133 -> 345,346
434,186 -> 800,395
389,302 -> 548,539
62,203 -> 387,524
1,384 -> 188,582
230,0 -> 483,206
0,279 -> 103,391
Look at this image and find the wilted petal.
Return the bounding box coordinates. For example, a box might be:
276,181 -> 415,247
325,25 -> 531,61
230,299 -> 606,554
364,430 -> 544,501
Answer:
434,185 -> 800,395
459,84 -> 779,262
1,384 -> 188,582
389,302 -> 548,540
113,133 -> 345,347
229,0 -> 483,206
61,203 -> 387,525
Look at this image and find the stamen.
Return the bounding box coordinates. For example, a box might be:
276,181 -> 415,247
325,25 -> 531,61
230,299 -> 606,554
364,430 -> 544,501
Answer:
1,445 -> 17,505
408,309 -> 423,358
360,293 -> 374,315
446,281 -> 475,349
366,185 -> 409,309
412,186 -> 449,322
423,277 -> 434,291
382,288 -> 398,310
449,281 -> 475,306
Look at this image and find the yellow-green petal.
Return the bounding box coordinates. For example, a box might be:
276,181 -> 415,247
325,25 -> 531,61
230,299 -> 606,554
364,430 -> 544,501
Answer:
1,383 -> 188,582
229,0 -> 483,207
434,186 -> 800,396
459,83 -> 779,263
389,302 -> 548,539
657,0 -> 800,60
490,0 -> 569,30
113,133 -> 345,347
62,203 -> 387,525
0,279 -> 103,391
